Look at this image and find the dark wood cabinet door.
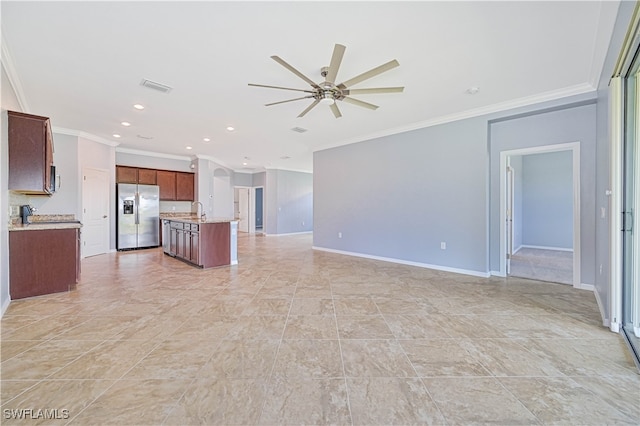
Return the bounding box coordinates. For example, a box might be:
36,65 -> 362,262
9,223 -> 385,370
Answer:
157,170 -> 176,200
176,172 -> 195,201
8,111 -> 53,195
137,168 -> 157,185
9,229 -> 78,299
116,166 -> 138,183
190,231 -> 200,265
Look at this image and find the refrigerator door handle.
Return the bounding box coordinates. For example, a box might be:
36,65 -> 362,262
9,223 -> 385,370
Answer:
135,192 -> 140,225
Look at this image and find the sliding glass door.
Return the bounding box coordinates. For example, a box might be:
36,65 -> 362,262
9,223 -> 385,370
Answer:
622,56 -> 640,367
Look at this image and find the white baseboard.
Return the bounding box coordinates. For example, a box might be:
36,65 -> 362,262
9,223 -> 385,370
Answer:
519,244 -> 574,252
593,287 -> 610,327
265,231 -> 313,237
312,246 -> 490,278
490,270 -> 506,277
1,297 -> 11,317
575,283 -> 595,291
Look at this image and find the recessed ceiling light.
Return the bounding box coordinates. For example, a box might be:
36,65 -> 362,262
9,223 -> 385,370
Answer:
242,162 -> 248,166
466,87 -> 480,95
203,138 -> 210,142
186,146 -> 193,150
280,155 -> 290,160
133,104 -> 145,110
113,134 -> 121,138
226,126 -> 235,132
121,121 -> 131,126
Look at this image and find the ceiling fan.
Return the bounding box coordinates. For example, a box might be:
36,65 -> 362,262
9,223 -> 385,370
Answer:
249,43 -> 403,118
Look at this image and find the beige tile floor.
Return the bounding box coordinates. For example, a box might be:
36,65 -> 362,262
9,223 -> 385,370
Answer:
1,233 -> 639,425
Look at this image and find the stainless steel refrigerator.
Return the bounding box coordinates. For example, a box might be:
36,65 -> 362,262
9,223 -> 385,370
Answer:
117,183 -> 160,250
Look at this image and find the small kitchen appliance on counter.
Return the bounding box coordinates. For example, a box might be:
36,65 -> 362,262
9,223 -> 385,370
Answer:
20,205 -> 34,224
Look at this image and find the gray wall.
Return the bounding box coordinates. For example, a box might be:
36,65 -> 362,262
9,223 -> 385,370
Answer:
265,169 -> 313,235
489,103 -> 596,283
233,172 -> 252,187
315,95 -> 598,278
521,151 -> 573,250
27,133 -> 80,217
314,117 -> 488,274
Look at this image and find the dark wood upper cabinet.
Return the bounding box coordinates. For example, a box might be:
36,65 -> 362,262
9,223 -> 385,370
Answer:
176,172 -> 195,201
116,166 -> 138,183
8,111 -> 54,195
157,170 -> 176,200
116,166 -> 194,201
137,168 -> 157,185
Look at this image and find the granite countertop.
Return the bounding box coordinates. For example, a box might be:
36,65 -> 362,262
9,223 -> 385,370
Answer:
162,216 -> 238,224
9,222 -> 82,231
9,214 -> 82,231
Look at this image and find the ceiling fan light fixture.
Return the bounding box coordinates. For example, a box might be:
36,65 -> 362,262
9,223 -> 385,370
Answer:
319,90 -> 335,105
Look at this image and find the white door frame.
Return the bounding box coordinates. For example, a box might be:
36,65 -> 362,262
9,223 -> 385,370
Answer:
506,163 -> 515,275
499,142 -> 581,288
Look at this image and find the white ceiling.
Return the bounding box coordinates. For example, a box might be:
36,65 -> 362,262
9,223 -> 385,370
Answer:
2,1 -> 619,173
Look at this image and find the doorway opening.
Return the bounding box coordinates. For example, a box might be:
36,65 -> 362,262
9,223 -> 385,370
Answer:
255,187 -> 264,233
499,142 -> 582,288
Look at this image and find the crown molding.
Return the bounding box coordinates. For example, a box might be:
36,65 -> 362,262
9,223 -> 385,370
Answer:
1,29 -> 30,112
314,83 -> 596,153
53,126 -> 120,147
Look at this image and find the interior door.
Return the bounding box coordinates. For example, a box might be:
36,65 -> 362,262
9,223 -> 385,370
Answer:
82,168 -> 110,257
238,187 -> 249,232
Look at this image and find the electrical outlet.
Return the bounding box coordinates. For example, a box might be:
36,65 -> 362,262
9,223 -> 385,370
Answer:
440,242 -> 446,250
302,221 -> 305,226
338,232 -> 342,239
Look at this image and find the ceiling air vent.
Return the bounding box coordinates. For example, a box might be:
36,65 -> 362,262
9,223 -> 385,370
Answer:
136,134 -> 153,140
140,79 -> 173,94
291,127 -> 308,133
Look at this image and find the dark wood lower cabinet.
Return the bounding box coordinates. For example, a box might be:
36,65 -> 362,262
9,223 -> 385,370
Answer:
164,220 -> 230,268
9,228 -> 80,299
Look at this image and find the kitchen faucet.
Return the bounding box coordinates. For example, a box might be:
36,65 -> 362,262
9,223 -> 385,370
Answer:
192,201 -> 206,221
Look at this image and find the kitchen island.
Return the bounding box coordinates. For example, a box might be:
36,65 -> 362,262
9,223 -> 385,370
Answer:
161,217 -> 238,268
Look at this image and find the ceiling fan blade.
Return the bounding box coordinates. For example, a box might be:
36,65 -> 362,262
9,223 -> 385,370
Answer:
330,102 -> 342,118
298,99 -> 320,118
249,83 -> 314,93
265,95 -> 313,107
325,44 -> 346,85
342,96 -> 379,110
343,87 -> 404,95
338,59 -> 400,89
271,56 -> 320,89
